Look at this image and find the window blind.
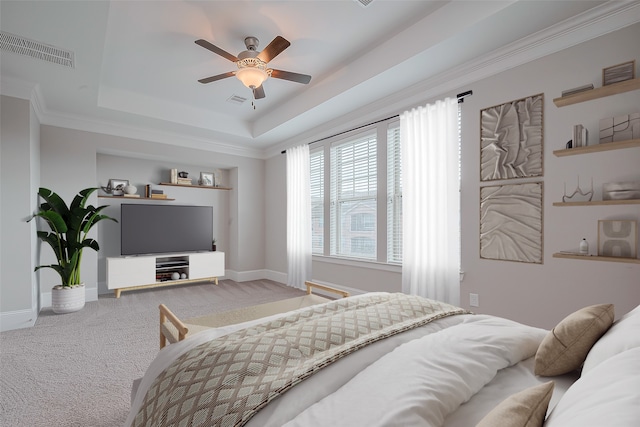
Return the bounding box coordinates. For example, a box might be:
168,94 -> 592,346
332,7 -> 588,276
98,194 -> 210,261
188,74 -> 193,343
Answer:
310,149 -> 324,254
330,133 -> 377,259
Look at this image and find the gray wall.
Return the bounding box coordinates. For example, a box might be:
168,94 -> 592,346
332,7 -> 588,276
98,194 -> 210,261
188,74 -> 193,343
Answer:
1,95 -> 40,330
265,23 -> 640,329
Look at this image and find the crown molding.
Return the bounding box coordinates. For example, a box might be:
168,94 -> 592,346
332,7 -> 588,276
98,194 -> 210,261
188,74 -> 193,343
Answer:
267,1 -> 640,159
1,76 -> 266,160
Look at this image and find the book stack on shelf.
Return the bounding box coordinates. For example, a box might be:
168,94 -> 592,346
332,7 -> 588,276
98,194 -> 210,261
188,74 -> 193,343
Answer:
177,177 -> 192,185
123,193 -> 140,198
572,124 -> 588,148
151,189 -> 167,199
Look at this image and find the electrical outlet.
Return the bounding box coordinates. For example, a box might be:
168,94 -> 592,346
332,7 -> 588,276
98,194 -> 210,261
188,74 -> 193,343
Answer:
469,293 -> 479,307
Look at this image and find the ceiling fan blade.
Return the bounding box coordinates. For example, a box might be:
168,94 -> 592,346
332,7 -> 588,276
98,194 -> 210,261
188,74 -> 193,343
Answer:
198,71 -> 235,84
253,85 -> 266,99
257,36 -> 290,63
270,69 -> 312,84
195,39 -> 238,62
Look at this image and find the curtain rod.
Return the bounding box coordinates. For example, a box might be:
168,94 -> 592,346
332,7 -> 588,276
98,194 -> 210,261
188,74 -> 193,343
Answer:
281,90 -> 472,154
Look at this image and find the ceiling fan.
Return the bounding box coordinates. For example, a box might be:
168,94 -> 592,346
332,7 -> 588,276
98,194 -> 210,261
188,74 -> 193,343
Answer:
195,35 -> 312,100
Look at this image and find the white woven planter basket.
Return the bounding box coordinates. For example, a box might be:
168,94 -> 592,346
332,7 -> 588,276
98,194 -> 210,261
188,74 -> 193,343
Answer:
51,284 -> 86,314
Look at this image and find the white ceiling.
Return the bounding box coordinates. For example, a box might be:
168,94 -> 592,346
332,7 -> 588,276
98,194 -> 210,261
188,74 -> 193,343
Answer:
1,1 -> 638,158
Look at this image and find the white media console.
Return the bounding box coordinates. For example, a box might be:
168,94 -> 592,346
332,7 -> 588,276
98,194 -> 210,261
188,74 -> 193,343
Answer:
107,251 -> 224,298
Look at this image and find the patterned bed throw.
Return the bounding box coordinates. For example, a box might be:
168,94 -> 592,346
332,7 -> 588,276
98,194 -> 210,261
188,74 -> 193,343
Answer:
132,293 -> 466,427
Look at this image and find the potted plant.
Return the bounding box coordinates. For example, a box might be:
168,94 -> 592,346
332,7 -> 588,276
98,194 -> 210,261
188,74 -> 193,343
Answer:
29,187 -> 117,313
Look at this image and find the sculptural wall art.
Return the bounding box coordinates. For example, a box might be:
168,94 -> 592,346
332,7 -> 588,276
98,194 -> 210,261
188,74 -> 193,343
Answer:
480,182 -> 543,264
479,94 -> 544,263
480,94 -> 543,181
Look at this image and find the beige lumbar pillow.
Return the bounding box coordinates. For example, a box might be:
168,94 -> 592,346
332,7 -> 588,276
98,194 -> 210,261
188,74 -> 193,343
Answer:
476,381 -> 554,427
534,304 -> 614,376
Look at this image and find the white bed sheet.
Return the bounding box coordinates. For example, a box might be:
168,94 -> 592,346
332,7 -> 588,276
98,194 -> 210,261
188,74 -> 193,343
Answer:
126,294 -> 578,427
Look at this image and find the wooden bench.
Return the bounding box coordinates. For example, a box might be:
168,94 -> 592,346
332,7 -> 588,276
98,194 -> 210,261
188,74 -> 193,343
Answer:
159,281 -> 350,349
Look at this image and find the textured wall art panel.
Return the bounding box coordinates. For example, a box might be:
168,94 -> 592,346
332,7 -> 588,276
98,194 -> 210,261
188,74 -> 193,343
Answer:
480,182 -> 543,263
480,94 -> 543,181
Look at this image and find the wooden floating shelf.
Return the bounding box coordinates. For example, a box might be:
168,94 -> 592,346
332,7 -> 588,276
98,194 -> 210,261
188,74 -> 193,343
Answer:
553,138 -> 640,157
159,183 -> 232,190
553,78 -> 640,107
553,253 -> 640,264
553,199 -> 640,207
99,195 -> 175,201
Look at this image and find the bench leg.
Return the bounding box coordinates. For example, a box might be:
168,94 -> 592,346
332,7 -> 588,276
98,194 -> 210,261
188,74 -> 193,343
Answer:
114,289 -> 121,298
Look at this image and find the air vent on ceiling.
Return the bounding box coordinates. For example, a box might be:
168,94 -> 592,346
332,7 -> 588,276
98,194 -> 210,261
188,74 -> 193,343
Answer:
0,31 -> 75,68
354,0 -> 373,7
227,94 -> 248,105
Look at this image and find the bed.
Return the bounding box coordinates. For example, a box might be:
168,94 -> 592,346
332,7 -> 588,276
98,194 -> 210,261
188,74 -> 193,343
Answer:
126,292 -> 640,427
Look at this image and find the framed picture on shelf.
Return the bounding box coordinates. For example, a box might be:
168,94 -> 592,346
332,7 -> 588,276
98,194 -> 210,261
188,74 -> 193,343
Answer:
108,179 -> 129,195
598,220 -> 638,258
602,60 -> 635,86
200,172 -> 214,186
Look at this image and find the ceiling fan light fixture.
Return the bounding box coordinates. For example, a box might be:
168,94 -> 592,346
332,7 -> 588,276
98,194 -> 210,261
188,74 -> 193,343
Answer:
236,67 -> 268,89
236,57 -> 271,88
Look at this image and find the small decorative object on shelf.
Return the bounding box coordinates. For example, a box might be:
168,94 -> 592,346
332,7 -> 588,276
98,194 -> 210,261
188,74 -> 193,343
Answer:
176,171 -> 192,185
561,84 -> 594,97
563,176 -> 593,203
572,124 -> 588,148
170,168 -> 178,184
598,220 -> 638,258
602,60 -> 635,86
102,178 -> 129,196
124,184 -> 137,195
602,181 -> 640,201
200,172 -> 214,186
580,238 -> 589,254
212,238 -> 217,251
599,113 -> 640,144
171,272 -> 180,280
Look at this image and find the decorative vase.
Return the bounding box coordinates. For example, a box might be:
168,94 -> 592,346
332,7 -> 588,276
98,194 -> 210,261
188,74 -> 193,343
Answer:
124,184 -> 137,195
51,283 -> 85,314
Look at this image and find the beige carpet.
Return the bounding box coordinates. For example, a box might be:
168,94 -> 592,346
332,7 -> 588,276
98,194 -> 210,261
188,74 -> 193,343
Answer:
0,279 -> 305,427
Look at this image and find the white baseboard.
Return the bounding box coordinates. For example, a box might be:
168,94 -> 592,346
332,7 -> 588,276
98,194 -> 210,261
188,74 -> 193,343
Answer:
0,308 -> 37,332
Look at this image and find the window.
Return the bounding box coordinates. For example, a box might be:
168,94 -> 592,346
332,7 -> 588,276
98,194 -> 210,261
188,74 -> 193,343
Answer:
330,134 -> 377,260
310,149 -> 324,254
350,237 -> 375,256
351,213 -> 375,231
387,125 -> 402,263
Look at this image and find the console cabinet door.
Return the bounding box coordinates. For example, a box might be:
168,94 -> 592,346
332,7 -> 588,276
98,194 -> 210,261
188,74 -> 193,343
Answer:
107,256 -> 155,289
189,252 -> 224,279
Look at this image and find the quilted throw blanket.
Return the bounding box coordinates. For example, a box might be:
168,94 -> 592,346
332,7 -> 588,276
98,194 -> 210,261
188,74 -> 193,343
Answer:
132,293 -> 466,427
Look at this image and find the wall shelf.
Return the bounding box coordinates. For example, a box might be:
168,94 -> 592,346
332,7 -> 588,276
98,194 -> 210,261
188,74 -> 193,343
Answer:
553,253 -> 640,264
159,182 -> 232,190
99,195 -> 175,201
553,78 -> 640,107
553,138 -> 640,157
553,199 -> 640,207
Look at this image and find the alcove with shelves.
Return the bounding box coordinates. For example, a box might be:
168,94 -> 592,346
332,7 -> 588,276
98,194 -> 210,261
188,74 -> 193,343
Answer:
552,76 -> 640,263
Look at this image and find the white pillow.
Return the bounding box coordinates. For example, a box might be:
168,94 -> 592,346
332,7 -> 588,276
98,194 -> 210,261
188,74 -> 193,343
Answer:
544,347 -> 640,427
582,304 -> 640,374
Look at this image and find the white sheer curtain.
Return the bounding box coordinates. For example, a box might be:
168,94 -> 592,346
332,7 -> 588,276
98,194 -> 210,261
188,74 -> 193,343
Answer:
400,97 -> 460,305
286,144 -> 312,290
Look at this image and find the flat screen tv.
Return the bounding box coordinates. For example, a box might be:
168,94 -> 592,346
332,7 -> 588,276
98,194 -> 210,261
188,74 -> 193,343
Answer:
121,204 -> 213,256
